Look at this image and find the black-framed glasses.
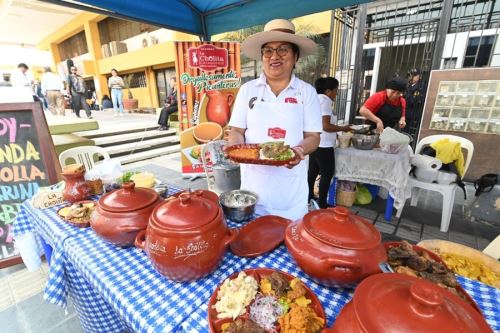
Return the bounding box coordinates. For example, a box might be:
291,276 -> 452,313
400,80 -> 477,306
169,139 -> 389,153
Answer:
261,45 -> 291,58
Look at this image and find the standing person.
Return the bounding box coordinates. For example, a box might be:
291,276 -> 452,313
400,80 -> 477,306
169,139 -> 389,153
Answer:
227,19 -> 322,221
404,68 -> 426,133
157,77 -> 178,130
41,66 -> 65,116
108,69 -> 125,116
67,66 -> 92,119
11,63 -> 32,88
359,76 -> 407,133
308,77 -> 351,209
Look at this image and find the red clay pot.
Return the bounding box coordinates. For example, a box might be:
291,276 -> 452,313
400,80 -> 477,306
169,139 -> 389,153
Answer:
329,273 -> 493,333
135,191 -> 237,281
170,189 -> 220,205
91,182 -> 162,247
205,90 -> 234,127
61,165 -> 91,203
285,206 -> 386,287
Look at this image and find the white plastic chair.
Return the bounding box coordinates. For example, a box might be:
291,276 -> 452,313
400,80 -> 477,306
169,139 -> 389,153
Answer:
59,146 -> 111,171
399,134 -> 474,232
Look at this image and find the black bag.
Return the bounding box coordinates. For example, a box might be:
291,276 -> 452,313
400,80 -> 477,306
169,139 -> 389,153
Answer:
473,173 -> 498,197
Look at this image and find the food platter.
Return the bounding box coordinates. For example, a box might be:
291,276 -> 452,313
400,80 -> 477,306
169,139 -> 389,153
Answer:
226,143 -> 298,166
384,241 -> 482,313
230,215 -> 291,257
57,200 -> 96,228
208,268 -> 326,333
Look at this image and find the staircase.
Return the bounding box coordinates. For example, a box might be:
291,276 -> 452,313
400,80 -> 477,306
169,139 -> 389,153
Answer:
79,123 -> 180,165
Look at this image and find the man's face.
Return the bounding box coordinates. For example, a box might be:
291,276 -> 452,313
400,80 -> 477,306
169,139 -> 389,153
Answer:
70,67 -> 77,75
19,66 -> 27,74
261,42 -> 297,81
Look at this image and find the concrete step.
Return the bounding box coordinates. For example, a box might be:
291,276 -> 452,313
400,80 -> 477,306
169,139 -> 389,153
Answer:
116,144 -> 181,165
93,128 -> 177,147
77,124 -> 160,139
106,135 -> 179,156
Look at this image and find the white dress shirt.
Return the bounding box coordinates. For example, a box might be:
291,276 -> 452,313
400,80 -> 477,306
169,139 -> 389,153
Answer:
41,72 -> 64,95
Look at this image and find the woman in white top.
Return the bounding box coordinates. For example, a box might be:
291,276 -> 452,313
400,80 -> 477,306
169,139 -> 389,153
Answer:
308,77 -> 351,208
227,19 -> 322,221
108,69 -> 125,116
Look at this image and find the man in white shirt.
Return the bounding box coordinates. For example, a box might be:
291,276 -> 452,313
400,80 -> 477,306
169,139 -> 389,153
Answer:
10,63 -> 32,88
41,67 -> 65,116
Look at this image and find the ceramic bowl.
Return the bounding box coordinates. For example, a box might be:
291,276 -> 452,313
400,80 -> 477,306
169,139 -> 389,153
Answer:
193,122 -> 223,144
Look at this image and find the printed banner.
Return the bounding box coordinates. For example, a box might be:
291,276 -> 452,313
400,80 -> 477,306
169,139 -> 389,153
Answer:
174,41 -> 241,176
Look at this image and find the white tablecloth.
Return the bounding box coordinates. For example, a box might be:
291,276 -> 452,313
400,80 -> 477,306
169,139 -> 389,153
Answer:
335,147 -> 412,210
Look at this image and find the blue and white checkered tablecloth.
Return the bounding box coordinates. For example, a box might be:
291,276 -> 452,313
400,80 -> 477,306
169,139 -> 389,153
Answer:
62,230 -> 252,333
180,245 -> 500,332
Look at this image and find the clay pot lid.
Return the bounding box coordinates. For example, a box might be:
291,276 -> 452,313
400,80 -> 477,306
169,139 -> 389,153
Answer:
302,206 -> 380,250
151,192 -> 219,230
230,215 -> 291,257
353,273 -> 492,333
99,182 -> 159,213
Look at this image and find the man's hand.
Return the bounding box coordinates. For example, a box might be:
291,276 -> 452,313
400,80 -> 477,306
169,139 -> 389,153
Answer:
375,120 -> 384,134
398,118 -> 406,128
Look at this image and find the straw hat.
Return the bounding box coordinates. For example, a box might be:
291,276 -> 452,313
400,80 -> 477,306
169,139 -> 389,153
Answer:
241,19 -> 317,60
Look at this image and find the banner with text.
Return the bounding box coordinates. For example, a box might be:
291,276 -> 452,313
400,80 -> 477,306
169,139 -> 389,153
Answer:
174,42 -> 241,176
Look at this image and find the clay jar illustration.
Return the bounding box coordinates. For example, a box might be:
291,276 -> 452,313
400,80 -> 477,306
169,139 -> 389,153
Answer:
61,164 -> 91,203
205,90 -> 234,127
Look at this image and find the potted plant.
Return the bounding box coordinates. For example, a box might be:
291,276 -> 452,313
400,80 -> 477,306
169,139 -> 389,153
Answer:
122,75 -> 139,111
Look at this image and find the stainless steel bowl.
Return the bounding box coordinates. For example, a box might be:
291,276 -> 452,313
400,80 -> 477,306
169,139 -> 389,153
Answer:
219,190 -> 258,222
350,124 -> 372,134
351,134 -> 379,150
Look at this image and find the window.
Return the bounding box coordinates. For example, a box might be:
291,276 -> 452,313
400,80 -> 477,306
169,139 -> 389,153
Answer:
58,31 -> 88,60
443,57 -> 458,69
463,35 -> 496,68
99,17 -> 160,44
108,72 -> 147,89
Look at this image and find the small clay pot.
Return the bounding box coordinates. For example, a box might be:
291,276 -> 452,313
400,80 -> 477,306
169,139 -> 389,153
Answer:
91,182 -> 162,247
285,206 -> 387,287
330,273 -> 492,333
61,164 -> 91,203
135,191 -> 237,281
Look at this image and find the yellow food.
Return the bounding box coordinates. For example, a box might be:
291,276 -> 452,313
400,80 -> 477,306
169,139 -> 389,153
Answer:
229,148 -> 260,160
130,172 -> 155,188
260,278 -> 273,295
58,207 -> 71,218
441,253 -> 500,288
279,304 -> 324,333
213,272 -> 259,319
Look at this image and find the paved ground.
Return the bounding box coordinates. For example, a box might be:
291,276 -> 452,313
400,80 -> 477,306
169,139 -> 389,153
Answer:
1,111 -> 498,332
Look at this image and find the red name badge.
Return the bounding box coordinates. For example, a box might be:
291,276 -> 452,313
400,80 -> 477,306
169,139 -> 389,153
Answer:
284,97 -> 298,104
267,127 -> 286,139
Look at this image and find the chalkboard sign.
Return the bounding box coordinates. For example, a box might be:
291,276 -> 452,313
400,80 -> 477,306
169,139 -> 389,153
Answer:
0,102 -> 60,268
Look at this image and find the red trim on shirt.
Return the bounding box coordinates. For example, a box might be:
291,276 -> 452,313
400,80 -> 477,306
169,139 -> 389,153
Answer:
363,90 -> 406,117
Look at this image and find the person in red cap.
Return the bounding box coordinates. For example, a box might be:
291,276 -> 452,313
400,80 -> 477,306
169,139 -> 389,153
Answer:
359,77 -> 408,133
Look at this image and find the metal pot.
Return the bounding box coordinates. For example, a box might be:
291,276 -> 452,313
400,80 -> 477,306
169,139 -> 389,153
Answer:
285,206 -> 387,287
135,191 -> 237,281
212,164 -> 241,193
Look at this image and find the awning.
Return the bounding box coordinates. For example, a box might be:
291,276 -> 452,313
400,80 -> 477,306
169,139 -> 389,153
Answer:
42,0 -> 369,39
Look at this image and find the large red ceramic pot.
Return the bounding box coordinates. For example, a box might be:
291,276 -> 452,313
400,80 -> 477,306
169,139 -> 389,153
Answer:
90,182 -> 162,247
328,273 -> 492,333
285,206 -> 386,287
135,191 -> 238,281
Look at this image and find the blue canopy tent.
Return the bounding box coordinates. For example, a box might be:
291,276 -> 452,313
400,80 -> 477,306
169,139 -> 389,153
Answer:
42,0 -> 370,40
